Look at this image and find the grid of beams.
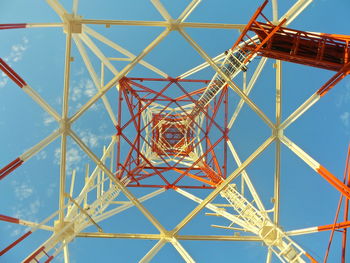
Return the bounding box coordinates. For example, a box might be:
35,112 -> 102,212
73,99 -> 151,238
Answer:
0,0 -> 349,262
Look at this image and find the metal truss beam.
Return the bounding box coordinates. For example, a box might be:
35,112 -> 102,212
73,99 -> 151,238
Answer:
69,130 -> 167,234
172,136 -> 275,235
70,28 -> 170,123
58,23 -> 73,223
178,28 -> 274,129
139,239 -> 167,263
2,0 -> 334,262
76,232 -> 262,241
80,19 -> 244,30
73,35 -> 118,126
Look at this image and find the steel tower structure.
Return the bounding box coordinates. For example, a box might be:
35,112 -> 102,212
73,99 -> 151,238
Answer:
0,0 -> 350,262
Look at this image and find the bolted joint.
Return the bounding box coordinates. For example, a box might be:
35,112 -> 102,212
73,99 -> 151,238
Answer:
59,118 -> 71,134
111,134 -> 119,142
166,76 -> 178,83
165,184 -> 177,190
63,14 -> 83,34
259,225 -> 281,247
115,125 -> 122,135
272,125 -> 283,139
162,230 -> 174,241
224,128 -> 229,141
53,220 -> 75,241
167,19 -> 180,31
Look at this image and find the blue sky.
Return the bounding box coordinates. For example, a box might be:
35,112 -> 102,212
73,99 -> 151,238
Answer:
0,0 -> 350,262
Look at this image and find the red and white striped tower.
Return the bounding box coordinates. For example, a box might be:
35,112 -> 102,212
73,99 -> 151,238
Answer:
0,0 -> 349,262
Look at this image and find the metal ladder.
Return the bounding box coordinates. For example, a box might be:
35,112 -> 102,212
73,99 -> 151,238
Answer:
188,50 -> 248,120
23,177 -> 130,263
221,184 -> 308,263
84,177 -> 130,217
23,246 -> 53,263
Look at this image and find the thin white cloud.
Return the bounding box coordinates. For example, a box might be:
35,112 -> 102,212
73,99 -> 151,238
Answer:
67,148 -> 82,164
12,180 -> 34,201
99,123 -> 108,132
78,129 -> 111,149
337,80 -> 350,108
4,220 -> 30,239
75,67 -> 85,76
54,147 -> 82,174
0,72 -> 8,88
29,200 -> 41,215
11,45 -> 26,62
6,224 -> 30,238
340,111 -> 350,128
43,113 -> 56,126
53,130 -> 110,174
6,36 -> 29,63
90,101 -> 101,111
69,78 -> 101,113
84,79 -> 96,97
55,96 -> 62,106
54,148 -> 61,162
35,150 -> 48,160
71,85 -> 83,102
0,37 -> 29,88
12,199 -> 41,221
71,78 -> 96,102
79,130 -> 99,148
46,183 -> 56,197
10,228 -> 22,237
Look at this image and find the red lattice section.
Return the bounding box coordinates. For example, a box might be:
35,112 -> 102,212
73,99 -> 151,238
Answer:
152,114 -> 194,156
116,77 -> 228,189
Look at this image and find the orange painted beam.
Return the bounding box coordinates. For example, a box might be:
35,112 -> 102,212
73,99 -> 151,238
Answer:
317,165 -> 350,200
206,138 -> 222,176
318,220 -> 350,232
317,62 -> 350,96
172,168 -> 216,186
305,252 -> 318,263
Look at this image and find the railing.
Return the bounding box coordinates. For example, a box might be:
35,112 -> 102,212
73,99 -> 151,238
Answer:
221,184 -> 308,263
188,50 -> 248,121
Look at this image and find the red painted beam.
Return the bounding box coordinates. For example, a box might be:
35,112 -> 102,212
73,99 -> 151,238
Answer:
0,157 -> 24,180
45,256 -> 55,263
173,168 -> 216,186
305,252 -> 318,263
0,58 -> 27,88
0,214 -> 20,224
0,23 -> 27,30
317,165 -> 350,200
230,0 -> 269,51
342,144 -> 350,263
127,184 -> 215,189
0,231 -> 32,256
23,246 -> 46,263
317,62 -> 350,96
318,221 -> 350,232
127,77 -> 210,83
